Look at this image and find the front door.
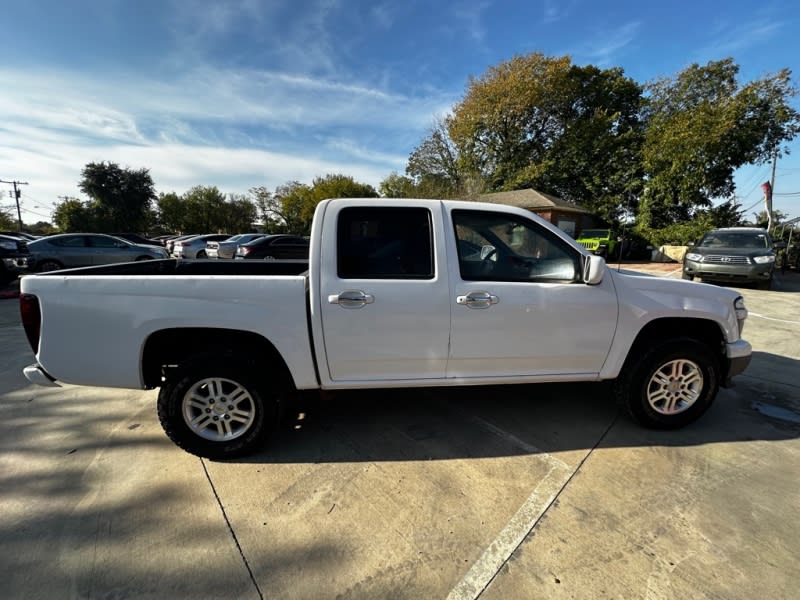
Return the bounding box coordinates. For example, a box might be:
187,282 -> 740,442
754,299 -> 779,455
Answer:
446,209 -> 618,379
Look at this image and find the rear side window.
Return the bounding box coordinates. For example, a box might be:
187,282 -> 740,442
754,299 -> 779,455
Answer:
337,207 -> 434,279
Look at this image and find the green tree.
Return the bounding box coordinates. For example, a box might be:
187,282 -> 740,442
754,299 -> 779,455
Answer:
435,53 -> 644,221
78,161 -> 157,231
155,192 -> 185,233
220,194 -> 258,233
379,172 -> 419,198
0,207 -> 15,230
52,198 -> 95,232
252,175 -> 378,235
641,59 -> 800,228
181,186 -> 227,233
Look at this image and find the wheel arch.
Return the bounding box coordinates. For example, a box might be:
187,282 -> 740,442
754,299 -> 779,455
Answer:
621,318 -> 725,374
141,327 -> 294,390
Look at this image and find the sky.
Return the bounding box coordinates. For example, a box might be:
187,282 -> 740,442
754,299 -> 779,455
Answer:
1,0 -> 799,227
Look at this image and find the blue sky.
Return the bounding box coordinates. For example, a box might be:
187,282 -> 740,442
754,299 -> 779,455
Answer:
1,0 -> 799,225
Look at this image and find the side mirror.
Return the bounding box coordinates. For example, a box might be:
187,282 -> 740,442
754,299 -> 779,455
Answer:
583,254 -> 606,285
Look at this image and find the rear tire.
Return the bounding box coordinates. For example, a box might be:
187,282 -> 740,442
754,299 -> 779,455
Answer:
157,359 -> 280,459
197,250 -> 207,259
614,338 -> 720,429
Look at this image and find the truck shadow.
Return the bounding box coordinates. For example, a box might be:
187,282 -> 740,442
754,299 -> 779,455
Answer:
240,350 -> 800,464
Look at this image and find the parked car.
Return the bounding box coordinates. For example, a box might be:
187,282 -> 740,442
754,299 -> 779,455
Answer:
576,228 -> 619,259
27,233 -> 169,272
1,231 -> 40,241
0,234 -> 30,284
682,227 -> 777,289
152,234 -> 177,246
110,233 -> 163,247
206,233 -> 265,259
172,234 -> 232,259
165,234 -> 199,254
234,234 -> 310,260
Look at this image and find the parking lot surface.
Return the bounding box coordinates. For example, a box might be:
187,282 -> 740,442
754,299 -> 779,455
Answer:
1,268 -> 799,599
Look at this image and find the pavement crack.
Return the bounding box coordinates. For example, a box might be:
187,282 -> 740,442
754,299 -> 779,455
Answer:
201,458 -> 264,600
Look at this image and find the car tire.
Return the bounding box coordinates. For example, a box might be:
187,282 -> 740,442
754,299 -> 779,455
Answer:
756,277 -> 772,290
37,260 -> 63,272
197,250 -> 207,259
614,338 -> 719,430
157,359 -> 280,459
681,271 -> 694,281
263,255 -> 275,260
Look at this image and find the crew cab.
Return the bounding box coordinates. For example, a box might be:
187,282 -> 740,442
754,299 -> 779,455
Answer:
19,199 -> 752,458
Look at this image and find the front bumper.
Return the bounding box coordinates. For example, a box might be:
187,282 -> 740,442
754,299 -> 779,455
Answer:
721,339 -> 752,387
684,259 -> 772,283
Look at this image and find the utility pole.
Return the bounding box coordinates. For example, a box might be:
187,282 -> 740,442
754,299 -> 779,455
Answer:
768,152 -> 777,232
0,179 -> 29,231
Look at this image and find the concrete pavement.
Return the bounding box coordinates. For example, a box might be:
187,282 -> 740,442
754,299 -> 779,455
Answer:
1,269 -> 798,599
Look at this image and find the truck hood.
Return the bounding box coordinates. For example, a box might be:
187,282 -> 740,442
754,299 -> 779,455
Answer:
609,267 -> 741,303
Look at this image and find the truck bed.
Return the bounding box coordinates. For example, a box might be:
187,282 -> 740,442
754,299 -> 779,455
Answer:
27,258 -> 310,278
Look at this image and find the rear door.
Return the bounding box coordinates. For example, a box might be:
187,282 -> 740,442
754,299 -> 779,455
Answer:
317,202 -> 451,382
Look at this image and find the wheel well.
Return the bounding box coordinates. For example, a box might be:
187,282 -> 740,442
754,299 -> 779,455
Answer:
141,328 -> 293,390
626,318 -> 725,366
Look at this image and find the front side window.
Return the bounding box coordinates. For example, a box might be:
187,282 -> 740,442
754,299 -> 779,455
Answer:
452,210 -> 580,282
337,207 -> 434,279
90,235 -> 127,248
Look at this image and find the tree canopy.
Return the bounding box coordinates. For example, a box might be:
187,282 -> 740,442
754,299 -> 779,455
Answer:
393,53 -> 800,237
78,161 -> 157,232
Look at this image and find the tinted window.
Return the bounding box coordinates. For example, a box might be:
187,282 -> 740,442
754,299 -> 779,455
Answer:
337,207 -> 434,279
89,235 -> 127,248
48,235 -> 87,248
452,210 -> 579,282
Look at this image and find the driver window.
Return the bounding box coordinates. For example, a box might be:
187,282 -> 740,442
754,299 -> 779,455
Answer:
452,210 -> 580,282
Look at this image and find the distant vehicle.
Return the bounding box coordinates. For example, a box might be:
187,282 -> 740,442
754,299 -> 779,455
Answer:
172,234 -> 232,259
206,234 -> 265,259
234,234 -> 310,260
576,229 -> 619,259
0,234 -> 30,284
110,233 -> 162,247
166,234 -> 199,254
0,231 -> 40,241
683,227 -> 777,289
151,235 -> 177,246
27,233 -> 169,272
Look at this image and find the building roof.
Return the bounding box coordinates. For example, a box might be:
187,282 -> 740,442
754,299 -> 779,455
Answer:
477,188 -> 591,215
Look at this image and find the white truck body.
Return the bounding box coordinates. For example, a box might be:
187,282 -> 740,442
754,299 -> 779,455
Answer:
20,198 -> 752,457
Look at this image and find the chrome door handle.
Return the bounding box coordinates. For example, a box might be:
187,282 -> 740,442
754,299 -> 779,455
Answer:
328,290 -> 375,308
456,291 -> 499,309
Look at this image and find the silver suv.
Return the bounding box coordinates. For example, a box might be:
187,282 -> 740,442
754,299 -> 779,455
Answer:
682,227 -> 776,289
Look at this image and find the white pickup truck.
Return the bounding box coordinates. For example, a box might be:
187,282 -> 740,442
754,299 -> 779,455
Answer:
20,198 -> 752,458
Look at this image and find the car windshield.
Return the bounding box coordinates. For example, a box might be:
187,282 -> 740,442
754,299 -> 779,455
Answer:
579,230 -> 610,238
699,232 -> 769,249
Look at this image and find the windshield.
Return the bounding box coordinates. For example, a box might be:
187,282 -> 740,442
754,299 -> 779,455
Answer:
579,230 -> 610,238
699,232 -> 769,249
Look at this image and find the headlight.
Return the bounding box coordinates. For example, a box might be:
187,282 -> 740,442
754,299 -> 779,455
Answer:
734,296 -> 747,335
685,252 -> 703,261
752,255 -> 775,264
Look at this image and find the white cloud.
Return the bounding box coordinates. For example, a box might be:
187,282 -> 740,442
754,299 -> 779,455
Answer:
0,61 -> 448,222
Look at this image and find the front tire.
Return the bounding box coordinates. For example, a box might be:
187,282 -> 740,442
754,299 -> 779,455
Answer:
681,271 -> 694,281
157,360 -> 279,459
615,338 -> 719,429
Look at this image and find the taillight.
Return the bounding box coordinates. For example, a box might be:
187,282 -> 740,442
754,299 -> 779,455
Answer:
241,246 -> 251,255
20,293 -> 41,354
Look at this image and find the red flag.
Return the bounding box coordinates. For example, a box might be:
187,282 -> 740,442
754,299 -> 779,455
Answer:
761,181 -> 772,199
